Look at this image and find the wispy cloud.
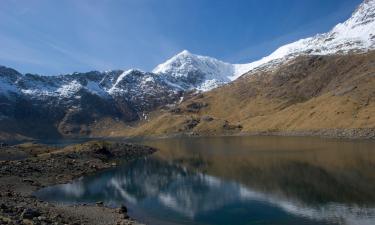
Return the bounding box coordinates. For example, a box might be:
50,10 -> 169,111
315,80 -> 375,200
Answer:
0,1 -> 117,74
0,0 -> 180,74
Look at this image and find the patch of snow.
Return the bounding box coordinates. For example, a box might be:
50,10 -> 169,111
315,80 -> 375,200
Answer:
108,69 -> 142,95
56,80 -> 82,98
196,79 -> 225,91
143,76 -> 154,83
112,69 -> 134,87
178,96 -> 184,104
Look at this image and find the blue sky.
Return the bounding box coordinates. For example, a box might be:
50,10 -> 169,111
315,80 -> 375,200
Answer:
0,0 -> 363,75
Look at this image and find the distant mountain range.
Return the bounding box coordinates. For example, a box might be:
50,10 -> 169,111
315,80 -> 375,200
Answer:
1,0 -> 374,140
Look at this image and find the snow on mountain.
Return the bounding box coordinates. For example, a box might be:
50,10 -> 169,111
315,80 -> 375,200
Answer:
153,50 -> 236,91
15,73 -> 104,99
0,0 -> 374,137
229,0 -> 375,80
55,80 -> 82,98
0,66 -> 183,133
1,0 -> 374,99
107,69 -> 142,95
153,0 -> 375,88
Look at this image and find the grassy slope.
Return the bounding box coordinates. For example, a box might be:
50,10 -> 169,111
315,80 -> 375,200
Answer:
100,51 -> 375,138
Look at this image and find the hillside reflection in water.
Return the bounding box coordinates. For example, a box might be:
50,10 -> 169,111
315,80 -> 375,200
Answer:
35,136 -> 375,225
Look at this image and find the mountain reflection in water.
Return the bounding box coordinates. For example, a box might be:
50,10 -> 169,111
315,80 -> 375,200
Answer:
35,136 -> 375,225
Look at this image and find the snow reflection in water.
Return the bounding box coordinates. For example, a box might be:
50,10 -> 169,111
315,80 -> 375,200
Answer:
35,136 -> 375,225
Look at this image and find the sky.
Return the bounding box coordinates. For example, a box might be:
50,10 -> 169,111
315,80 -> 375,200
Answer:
0,0 -> 363,75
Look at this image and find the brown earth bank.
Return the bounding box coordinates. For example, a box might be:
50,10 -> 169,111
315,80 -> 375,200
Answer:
0,141 -> 156,225
96,51 -> 375,139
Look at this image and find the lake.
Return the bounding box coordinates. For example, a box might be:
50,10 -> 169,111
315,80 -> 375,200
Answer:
34,136 -> 375,225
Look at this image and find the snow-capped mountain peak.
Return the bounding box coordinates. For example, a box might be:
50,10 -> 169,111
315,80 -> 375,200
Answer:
176,49 -> 192,57
153,0 -> 375,87
153,50 -> 229,76
153,50 -> 240,91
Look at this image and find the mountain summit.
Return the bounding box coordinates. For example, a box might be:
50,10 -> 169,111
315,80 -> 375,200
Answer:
152,0 -> 375,86
153,50 -> 234,91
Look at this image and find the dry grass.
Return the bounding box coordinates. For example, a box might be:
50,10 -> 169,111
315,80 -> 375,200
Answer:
99,51 -> 375,138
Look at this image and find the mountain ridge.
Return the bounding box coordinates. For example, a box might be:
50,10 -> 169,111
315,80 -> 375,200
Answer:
2,0 -> 374,97
110,51 -> 375,139
1,0 -> 374,140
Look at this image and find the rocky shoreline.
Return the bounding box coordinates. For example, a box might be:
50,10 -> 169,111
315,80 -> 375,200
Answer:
0,141 -> 156,225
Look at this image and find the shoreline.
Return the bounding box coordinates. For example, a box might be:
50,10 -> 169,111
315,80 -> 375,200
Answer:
2,128 -> 374,144
0,141 -> 156,225
117,127 -> 375,142
1,130 -> 374,224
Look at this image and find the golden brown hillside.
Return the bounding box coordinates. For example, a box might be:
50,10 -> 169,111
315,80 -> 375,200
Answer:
92,51 -> 375,139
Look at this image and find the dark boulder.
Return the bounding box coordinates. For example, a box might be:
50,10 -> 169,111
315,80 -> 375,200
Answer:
21,208 -> 41,219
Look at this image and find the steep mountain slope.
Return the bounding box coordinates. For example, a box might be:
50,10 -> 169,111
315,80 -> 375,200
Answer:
113,51 -> 375,138
229,0 -> 375,80
102,0 -> 375,139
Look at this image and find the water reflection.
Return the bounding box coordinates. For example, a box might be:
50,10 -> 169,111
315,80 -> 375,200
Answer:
35,136 -> 375,225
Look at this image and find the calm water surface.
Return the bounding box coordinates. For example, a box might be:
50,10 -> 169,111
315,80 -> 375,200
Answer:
35,136 -> 375,225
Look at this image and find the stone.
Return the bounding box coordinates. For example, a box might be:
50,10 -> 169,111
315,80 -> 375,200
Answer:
21,208 -> 41,219
201,115 -> 214,122
37,216 -> 46,221
96,201 -> 104,206
186,102 -> 208,113
119,205 -> 127,213
0,203 -> 7,210
22,178 -> 34,183
21,219 -> 34,225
